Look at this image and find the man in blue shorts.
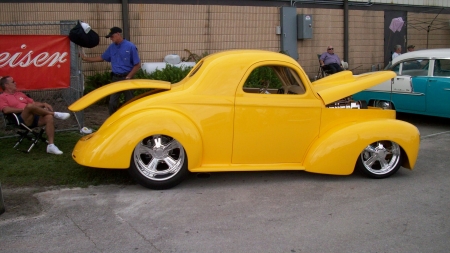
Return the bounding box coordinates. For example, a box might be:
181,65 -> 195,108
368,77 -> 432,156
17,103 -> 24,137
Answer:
0,76 -> 71,155
81,26 -> 141,115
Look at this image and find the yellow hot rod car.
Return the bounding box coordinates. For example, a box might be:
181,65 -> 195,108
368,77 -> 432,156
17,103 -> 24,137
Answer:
69,50 -> 420,190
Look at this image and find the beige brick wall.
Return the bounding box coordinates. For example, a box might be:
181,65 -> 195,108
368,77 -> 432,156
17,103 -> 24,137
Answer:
348,10 -> 385,73
1,3 -> 449,79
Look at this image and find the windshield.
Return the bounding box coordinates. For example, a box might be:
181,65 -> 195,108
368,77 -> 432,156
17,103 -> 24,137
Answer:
384,62 -> 392,70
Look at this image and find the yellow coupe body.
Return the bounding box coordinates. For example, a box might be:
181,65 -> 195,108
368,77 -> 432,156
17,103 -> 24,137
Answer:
70,50 -> 420,190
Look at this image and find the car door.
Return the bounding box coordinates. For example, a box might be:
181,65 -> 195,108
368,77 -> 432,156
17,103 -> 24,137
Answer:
232,64 -> 322,164
426,59 -> 450,116
392,59 -> 429,112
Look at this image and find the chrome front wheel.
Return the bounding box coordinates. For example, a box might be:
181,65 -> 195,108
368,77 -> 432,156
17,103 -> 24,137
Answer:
356,141 -> 402,178
129,135 -> 188,189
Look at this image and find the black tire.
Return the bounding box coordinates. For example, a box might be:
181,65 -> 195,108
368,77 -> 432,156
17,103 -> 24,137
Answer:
129,135 -> 188,190
355,140 -> 402,179
359,100 -> 368,109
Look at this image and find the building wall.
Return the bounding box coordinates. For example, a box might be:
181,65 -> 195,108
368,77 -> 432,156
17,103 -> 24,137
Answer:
353,0 -> 450,7
1,2 -> 449,79
348,10 -> 385,73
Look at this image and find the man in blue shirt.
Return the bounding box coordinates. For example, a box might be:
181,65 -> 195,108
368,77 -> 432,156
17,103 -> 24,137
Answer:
319,46 -> 343,74
82,27 -> 141,115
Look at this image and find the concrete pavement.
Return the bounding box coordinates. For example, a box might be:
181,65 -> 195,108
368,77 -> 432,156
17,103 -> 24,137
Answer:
1,132 -> 450,253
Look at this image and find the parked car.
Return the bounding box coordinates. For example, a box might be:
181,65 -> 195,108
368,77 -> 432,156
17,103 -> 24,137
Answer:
69,50 -> 420,190
352,48 -> 450,118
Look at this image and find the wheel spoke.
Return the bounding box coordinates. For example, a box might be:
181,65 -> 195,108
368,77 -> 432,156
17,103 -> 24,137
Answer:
364,154 -> 378,167
379,158 -> 389,169
163,156 -> 179,173
147,158 -> 160,171
152,135 -> 163,148
364,145 -> 377,153
137,158 -> 153,175
137,144 -> 152,155
163,139 -> 180,152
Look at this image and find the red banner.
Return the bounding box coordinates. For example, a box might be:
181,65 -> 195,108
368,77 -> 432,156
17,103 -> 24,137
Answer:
0,35 -> 70,90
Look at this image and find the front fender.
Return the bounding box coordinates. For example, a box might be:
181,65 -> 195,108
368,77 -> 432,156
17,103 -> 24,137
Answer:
304,119 -> 420,175
72,109 -> 203,170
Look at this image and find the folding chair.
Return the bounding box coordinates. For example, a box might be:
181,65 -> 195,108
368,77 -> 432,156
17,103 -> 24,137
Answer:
3,112 -> 47,153
316,54 -> 333,80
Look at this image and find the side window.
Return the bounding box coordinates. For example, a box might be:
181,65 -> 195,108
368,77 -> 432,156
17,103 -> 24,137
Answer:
434,60 -> 450,77
243,66 -> 306,95
400,59 -> 429,76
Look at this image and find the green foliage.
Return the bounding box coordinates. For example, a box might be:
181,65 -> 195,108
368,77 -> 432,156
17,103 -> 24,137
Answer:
244,66 -> 283,89
84,71 -> 112,95
84,71 -> 112,104
140,64 -> 193,83
0,132 -> 134,188
132,65 -> 193,97
84,64 -> 194,102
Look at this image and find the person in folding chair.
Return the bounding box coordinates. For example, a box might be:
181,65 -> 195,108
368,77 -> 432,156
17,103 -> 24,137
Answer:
0,76 -> 71,155
319,45 -> 344,74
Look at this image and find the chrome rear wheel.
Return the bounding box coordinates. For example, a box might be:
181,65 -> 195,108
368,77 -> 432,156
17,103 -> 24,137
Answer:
129,135 -> 188,189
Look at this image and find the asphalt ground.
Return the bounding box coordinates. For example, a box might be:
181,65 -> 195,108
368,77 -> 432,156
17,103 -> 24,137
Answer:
1,112 -> 449,253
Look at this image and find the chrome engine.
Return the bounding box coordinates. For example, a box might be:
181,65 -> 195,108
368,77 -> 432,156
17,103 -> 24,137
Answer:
326,97 -> 368,109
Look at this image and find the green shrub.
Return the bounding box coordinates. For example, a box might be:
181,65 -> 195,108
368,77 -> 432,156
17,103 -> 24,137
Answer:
84,71 -> 112,104
140,64 -> 193,83
84,71 -> 112,94
244,66 -> 283,89
83,65 -> 195,104
132,65 -> 193,97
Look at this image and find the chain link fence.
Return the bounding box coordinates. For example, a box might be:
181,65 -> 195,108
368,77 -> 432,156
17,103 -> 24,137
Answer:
0,21 -> 83,137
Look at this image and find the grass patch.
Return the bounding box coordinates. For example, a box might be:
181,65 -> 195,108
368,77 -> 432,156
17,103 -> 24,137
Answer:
0,131 -> 134,188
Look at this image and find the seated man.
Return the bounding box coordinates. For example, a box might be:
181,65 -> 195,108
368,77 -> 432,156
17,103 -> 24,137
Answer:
0,76 -> 71,155
320,46 -> 344,74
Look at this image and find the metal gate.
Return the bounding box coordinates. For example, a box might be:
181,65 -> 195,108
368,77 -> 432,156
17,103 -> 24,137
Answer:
0,21 -> 83,136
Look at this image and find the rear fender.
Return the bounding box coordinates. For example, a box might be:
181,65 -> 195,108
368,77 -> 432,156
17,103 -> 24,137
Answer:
304,120 -> 420,175
73,109 -> 202,170
69,80 -> 171,111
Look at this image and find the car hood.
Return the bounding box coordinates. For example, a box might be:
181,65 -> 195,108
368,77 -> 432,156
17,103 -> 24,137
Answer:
312,70 -> 396,104
69,79 -> 171,111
